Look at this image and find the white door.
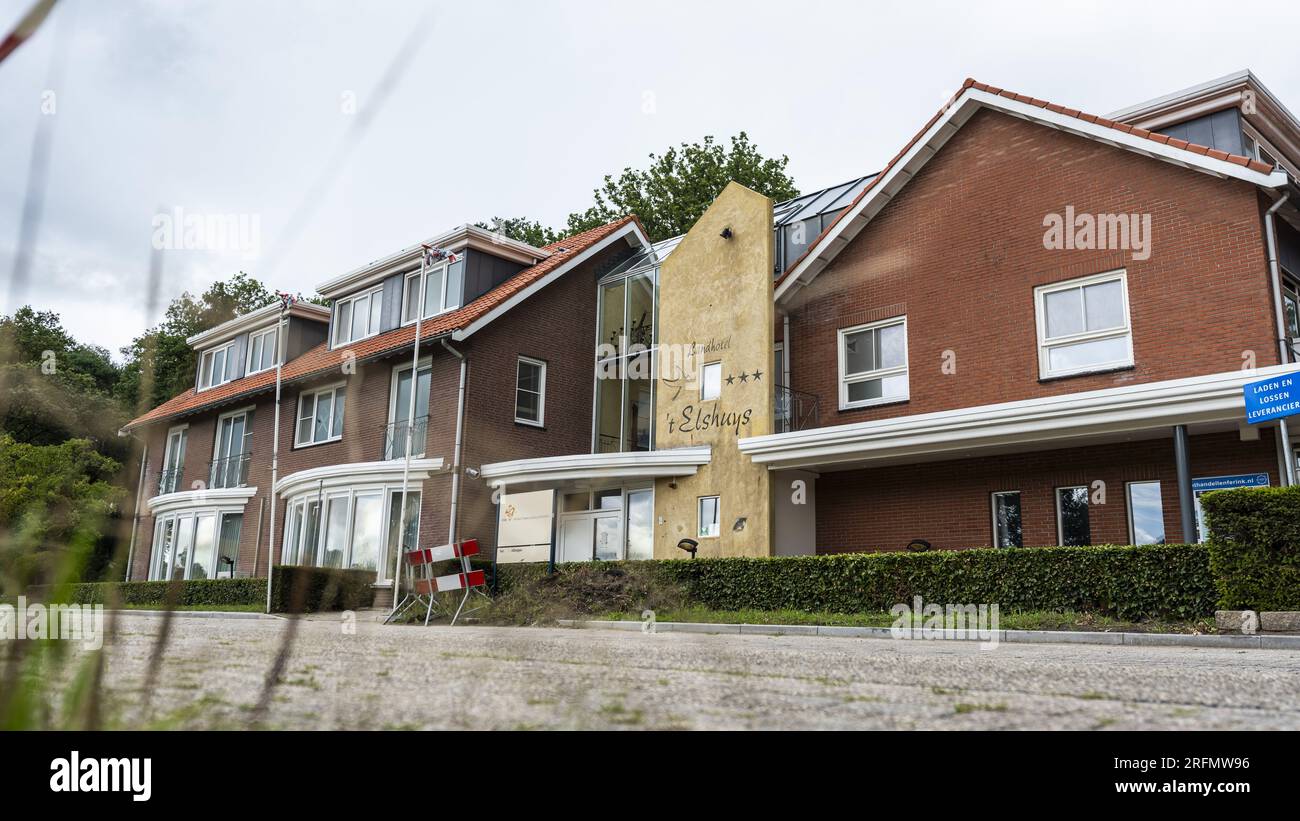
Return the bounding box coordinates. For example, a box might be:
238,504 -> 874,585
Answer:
559,516 -> 595,563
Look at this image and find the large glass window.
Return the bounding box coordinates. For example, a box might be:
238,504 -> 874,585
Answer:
322,494 -> 350,568
159,425 -> 187,495
402,258 -> 464,323
246,325 -> 279,374
216,513 -> 242,578
333,286 -> 383,346
296,384 -> 345,447
838,317 -> 908,409
1056,486 -> 1091,546
198,341 -> 235,390
387,362 -> 430,459
626,489 -> 654,560
991,491 -> 1022,548
595,268 -> 657,453
350,493 -> 382,571
1035,271 -> 1132,379
150,510 -> 241,581
211,409 -> 253,488
1126,481 -> 1165,546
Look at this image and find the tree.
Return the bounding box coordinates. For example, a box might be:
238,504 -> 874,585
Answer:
474,217 -> 563,248
565,132 -> 799,241
116,271 -> 276,411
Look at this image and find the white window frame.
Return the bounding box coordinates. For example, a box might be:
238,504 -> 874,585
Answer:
295,382 -> 346,447
837,315 -> 909,410
1055,485 -> 1090,546
333,285 -> 384,347
245,325 -> 279,375
281,485 -> 416,582
1125,480 -> 1165,546
197,340 -> 236,391
700,361 -> 722,401
149,508 -> 242,581
159,424 -> 188,494
514,356 -> 547,427
990,490 -> 1022,548
698,495 -> 720,539
402,260 -> 461,325
388,358 -> 431,458
1034,269 -> 1133,379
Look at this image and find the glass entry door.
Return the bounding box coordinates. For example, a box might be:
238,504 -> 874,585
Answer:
558,510 -> 622,562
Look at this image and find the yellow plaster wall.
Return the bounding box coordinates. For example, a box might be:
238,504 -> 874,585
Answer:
653,182 -> 775,558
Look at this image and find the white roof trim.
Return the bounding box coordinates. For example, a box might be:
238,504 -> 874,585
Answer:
315,224 -> 551,298
185,301 -> 329,348
147,486 -> 258,516
774,87 -> 1289,303
479,446 -> 710,489
738,364 -> 1300,471
274,458 -> 444,498
452,221 -> 652,342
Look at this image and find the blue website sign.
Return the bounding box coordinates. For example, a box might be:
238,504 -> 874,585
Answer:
1191,474 -> 1270,493
1243,373 -> 1300,424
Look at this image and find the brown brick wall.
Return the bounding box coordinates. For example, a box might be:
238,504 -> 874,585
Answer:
786,108 -> 1277,425
814,429 -> 1280,552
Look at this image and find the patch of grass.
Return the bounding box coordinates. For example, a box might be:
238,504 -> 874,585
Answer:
599,702 -> 644,726
954,703 -> 1007,714
602,606 -> 1217,634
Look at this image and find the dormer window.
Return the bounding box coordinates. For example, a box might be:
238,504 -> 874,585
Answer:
246,325 -> 279,374
402,259 -> 463,324
334,285 -> 383,347
198,341 -> 236,391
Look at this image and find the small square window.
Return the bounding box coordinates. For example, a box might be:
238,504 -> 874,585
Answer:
1035,271 -> 1132,379
698,496 -> 720,538
700,362 -> 722,401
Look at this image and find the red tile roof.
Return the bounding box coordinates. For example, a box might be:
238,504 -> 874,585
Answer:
776,78 -> 1279,288
124,216 -> 642,431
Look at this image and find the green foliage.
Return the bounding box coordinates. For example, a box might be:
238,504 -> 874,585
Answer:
494,544 -> 1216,621
474,217 -> 563,248
565,133 -> 799,242
269,566 -> 377,613
116,271 -> 275,411
0,434 -> 125,588
25,567 -> 377,613
1202,485 -> 1300,611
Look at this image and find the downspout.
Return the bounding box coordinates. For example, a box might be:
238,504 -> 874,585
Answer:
123,441 -> 147,582
441,338 -> 467,546
1264,193 -> 1297,486
782,311 -> 792,392
265,305 -> 288,613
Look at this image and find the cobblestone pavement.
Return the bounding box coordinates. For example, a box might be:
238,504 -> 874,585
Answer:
84,614 -> 1300,730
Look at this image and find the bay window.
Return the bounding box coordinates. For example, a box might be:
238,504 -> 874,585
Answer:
296,384 -> 346,447
282,487 -> 416,581
838,316 -> 908,409
1035,270 -> 1132,379
149,510 -> 243,581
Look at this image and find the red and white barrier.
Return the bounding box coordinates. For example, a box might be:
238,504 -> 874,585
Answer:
415,570 -> 485,595
405,539 -> 478,566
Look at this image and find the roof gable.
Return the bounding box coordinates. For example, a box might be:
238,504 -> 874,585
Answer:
775,78 -> 1288,302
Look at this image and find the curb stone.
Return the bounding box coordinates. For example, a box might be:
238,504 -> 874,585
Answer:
557,620 -> 1300,650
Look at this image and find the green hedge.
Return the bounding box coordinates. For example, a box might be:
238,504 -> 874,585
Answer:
270,566 -> 377,613
23,566 -> 377,613
1203,485 -> 1300,611
496,543 -> 1216,620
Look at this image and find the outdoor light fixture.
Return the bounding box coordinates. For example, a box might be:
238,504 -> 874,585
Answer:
464,466 -> 480,479
676,538 -> 699,559
906,539 -> 933,552
720,227 -> 733,239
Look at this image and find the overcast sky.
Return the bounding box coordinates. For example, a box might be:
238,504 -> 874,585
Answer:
3,0 -> 1300,357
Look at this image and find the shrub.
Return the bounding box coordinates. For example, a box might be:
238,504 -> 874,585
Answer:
493,543 -> 1215,621
1202,485 -> 1300,611
23,566 -> 378,613
269,566 -> 377,613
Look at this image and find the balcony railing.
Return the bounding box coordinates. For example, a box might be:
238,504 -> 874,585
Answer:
775,385 -> 820,434
157,468 -> 182,496
208,452 -> 252,489
382,416 -> 429,461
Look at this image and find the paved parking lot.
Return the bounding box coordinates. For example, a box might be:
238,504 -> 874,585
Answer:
87,614 -> 1300,730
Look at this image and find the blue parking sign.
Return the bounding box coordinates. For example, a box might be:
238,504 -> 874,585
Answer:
1243,373 -> 1300,424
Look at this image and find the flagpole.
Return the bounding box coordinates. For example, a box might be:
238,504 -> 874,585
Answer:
265,295 -> 290,614
391,250 -> 429,618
